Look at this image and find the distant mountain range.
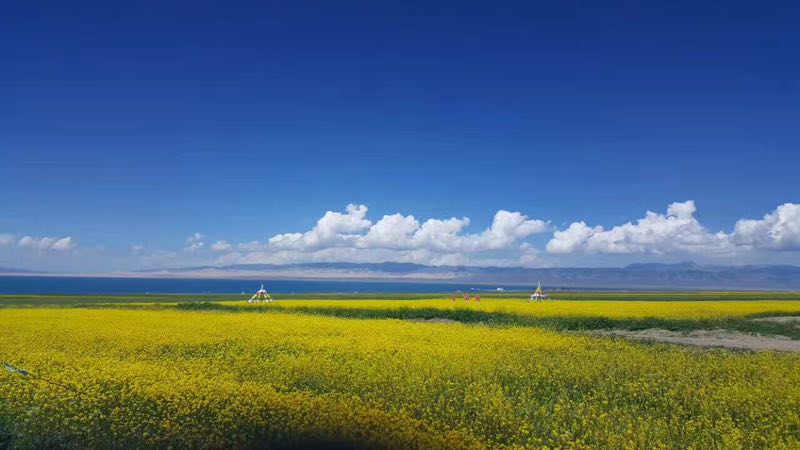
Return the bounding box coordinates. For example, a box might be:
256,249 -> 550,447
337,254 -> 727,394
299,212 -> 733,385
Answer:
0,266 -> 36,274
127,261 -> 800,290
3,262 -> 798,290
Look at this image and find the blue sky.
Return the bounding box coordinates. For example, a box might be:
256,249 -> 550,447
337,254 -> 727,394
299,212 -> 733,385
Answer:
1,1 -> 799,271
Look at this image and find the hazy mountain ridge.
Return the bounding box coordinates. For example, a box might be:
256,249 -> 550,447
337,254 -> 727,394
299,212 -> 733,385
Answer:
133,262 -> 800,290
0,267 -> 37,274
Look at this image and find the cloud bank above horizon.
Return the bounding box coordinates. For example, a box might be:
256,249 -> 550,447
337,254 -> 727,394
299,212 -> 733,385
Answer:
153,201 -> 800,269
548,201 -> 800,256
2,201 -> 800,271
212,205 -> 549,267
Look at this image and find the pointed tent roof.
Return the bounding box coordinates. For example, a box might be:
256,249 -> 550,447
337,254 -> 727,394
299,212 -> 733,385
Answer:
533,281 -> 544,295
249,283 -> 273,302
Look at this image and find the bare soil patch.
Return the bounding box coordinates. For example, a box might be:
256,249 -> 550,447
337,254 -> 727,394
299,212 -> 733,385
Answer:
407,318 -> 459,324
751,316 -> 800,326
593,328 -> 800,352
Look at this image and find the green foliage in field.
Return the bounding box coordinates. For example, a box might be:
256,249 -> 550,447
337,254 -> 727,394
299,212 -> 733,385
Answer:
3,290 -> 800,307
166,300 -> 800,339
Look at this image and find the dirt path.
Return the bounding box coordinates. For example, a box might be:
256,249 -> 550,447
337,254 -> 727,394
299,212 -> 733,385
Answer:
593,329 -> 800,352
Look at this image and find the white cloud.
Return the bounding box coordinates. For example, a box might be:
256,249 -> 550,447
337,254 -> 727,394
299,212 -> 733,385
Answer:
187,241 -> 205,252
211,240 -> 233,252
184,232 -> 206,252
238,240 -> 268,252
667,200 -> 697,219
220,204 -> 548,266
143,202 -> 800,269
547,222 -> 599,254
364,210 -> 548,253
18,236 -> 45,249
547,201 -> 800,257
50,237 -> 74,251
547,201 -> 727,255
357,213 -> 420,249
0,234 -> 15,246
473,210 -> 548,250
405,217 -> 472,252
17,235 -> 75,251
186,232 -> 204,243
732,203 -> 800,251
273,205 -> 547,254
519,242 -> 541,265
131,245 -> 144,253
269,204 -> 371,250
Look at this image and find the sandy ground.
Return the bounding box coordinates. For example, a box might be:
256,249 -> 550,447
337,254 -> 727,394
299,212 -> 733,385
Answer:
593,329 -> 800,352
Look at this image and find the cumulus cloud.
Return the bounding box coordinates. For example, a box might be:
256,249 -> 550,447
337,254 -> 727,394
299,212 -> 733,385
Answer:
732,203 -> 800,251
269,204 -> 371,250
273,205 -> 546,253
211,240 -> 233,252
360,210 -> 549,253
547,222 -> 599,254
220,204 -> 548,266
403,217 -> 471,252
357,213 -> 420,249
547,200 -> 800,257
160,201 -> 800,268
17,235 -> 75,251
474,210 -> 548,250
547,201 -> 728,254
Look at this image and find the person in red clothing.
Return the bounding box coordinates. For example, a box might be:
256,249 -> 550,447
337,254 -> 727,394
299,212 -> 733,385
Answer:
476,294 -> 481,303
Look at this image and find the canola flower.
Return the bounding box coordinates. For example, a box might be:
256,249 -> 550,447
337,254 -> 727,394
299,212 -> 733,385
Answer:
1,306 -> 799,449
229,298 -> 800,320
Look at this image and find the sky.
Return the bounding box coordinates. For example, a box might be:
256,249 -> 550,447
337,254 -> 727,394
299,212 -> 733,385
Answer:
1,1 -> 799,272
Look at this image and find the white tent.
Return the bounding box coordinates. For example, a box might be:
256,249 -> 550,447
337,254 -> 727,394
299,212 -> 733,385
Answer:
248,284 -> 273,303
530,281 -> 549,301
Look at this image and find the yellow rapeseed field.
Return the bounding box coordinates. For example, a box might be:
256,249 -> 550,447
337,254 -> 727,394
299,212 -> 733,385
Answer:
234,298 -> 800,320
1,302 -> 800,449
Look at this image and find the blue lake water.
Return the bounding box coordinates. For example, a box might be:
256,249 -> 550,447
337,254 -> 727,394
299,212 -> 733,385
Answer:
0,276 -> 514,295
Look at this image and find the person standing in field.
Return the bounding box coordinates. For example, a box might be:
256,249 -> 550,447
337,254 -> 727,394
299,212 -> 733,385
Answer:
464,293 -> 470,302
476,294 -> 481,303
